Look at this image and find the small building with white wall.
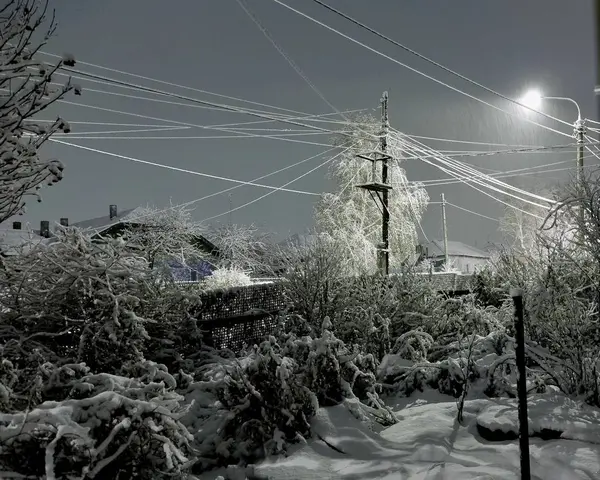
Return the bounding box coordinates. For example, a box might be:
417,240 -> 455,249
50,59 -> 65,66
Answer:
419,239 -> 491,274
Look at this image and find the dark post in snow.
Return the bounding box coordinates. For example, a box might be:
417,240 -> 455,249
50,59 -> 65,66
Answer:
511,288 -> 531,480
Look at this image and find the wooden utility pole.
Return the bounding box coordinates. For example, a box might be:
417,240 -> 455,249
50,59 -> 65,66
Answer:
595,0 -> 600,121
355,91 -> 393,276
440,193 -> 449,268
380,92 -> 390,276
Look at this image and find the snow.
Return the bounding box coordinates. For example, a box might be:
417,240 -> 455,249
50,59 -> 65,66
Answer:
199,393 -> 600,479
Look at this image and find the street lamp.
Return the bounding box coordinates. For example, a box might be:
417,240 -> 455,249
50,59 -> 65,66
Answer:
521,89 -> 585,185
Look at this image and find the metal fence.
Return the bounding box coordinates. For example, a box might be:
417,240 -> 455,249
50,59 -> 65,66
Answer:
194,283 -> 287,350
192,273 -> 474,351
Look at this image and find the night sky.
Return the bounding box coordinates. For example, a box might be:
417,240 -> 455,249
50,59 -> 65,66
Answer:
27,0 -> 596,247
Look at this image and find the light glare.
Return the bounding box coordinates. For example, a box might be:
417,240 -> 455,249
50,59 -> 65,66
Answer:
521,89 -> 543,110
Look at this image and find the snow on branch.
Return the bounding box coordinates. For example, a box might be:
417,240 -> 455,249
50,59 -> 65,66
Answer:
0,0 -> 76,223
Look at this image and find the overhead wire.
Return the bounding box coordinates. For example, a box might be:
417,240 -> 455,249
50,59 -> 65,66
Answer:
90,146 -> 339,230
446,202 -> 499,222
49,138 -> 322,196
306,0 -> 573,129
419,159 -> 598,188
417,156 -> 591,187
235,0 -> 344,119
56,67 -> 346,134
54,131 -> 334,140
201,145 -> 353,222
51,126 -> 189,136
268,0 -> 575,140
394,132 -> 555,206
58,99 -> 338,148
41,51 -> 318,118
394,136 -> 550,216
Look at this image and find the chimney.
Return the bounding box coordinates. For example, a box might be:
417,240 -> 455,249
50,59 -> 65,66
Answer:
40,220 -> 50,238
12,221 -> 21,230
60,217 -> 69,227
109,204 -> 118,220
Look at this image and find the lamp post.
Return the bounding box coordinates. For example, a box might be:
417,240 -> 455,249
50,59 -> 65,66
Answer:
521,90 -> 585,186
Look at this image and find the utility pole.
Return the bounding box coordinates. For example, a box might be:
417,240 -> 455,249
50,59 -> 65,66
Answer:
575,119 -> 586,187
595,0 -> 600,122
440,193 -> 449,268
575,119 -> 586,230
355,91 -> 393,276
380,91 -> 390,276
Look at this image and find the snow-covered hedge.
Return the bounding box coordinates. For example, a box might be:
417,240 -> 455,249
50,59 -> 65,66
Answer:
0,363 -> 194,479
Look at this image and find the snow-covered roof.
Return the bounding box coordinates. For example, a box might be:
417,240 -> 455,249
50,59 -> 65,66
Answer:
425,240 -> 490,259
71,207 -> 139,232
0,228 -> 46,255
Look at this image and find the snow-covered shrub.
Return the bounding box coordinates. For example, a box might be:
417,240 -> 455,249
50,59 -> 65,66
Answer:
281,318 -> 396,426
0,358 -> 195,479
0,391 -> 194,479
472,264 -> 507,308
202,268 -> 253,291
381,331 -> 518,399
0,229 -> 154,376
0,228 -> 206,410
191,338 -> 316,471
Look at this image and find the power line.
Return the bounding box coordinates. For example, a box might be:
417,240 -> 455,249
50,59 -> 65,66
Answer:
235,0 -> 343,118
201,145 -> 353,222
52,126 -> 188,136
58,67 -> 342,134
306,0 -> 573,129
30,121 -> 192,128
95,147 -> 338,229
42,51 -> 317,118
394,136 -> 551,215
49,138 -> 322,195
446,202 -> 499,222
396,134 -> 555,205
269,0 -> 574,140
418,157 -> 585,186
418,157 -> 599,188
54,131 -> 333,140
58,99 -> 339,148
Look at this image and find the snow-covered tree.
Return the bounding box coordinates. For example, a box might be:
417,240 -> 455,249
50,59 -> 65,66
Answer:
207,222 -> 271,274
499,189 -> 551,254
0,0 -> 77,223
113,205 -> 211,274
315,113 -> 429,274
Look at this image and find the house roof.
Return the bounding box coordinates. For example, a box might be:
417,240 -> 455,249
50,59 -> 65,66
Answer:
0,228 -> 46,255
426,239 -> 490,259
71,207 -> 138,232
72,207 -> 221,257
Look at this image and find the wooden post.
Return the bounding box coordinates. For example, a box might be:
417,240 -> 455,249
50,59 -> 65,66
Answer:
511,288 -> 531,480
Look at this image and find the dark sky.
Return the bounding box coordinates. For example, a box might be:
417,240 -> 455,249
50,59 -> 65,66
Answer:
27,0 -> 596,247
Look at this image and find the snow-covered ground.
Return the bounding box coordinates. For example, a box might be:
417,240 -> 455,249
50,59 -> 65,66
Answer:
202,391 -> 600,480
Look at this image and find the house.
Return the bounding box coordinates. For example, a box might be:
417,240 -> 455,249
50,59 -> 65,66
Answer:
70,204 -> 220,281
418,239 -> 491,274
0,221 -> 47,256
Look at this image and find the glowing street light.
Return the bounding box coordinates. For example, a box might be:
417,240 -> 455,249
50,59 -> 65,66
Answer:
520,88 -> 585,189
520,89 -> 581,121
521,89 -> 543,110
